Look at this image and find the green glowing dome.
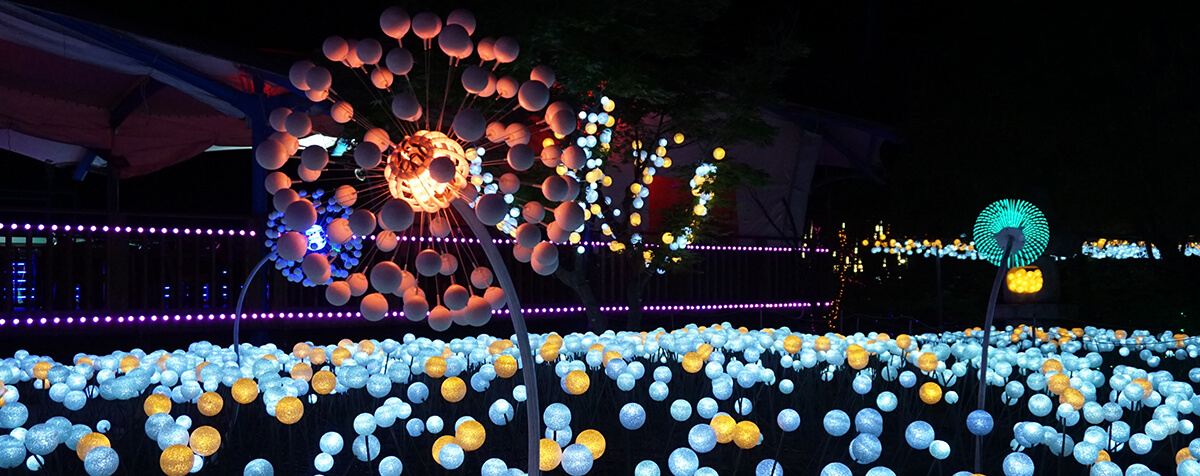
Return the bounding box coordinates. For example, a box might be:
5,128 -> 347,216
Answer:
972,199 -> 1048,268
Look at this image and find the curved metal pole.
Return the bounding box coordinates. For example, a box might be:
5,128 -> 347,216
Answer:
975,238 -> 1013,473
233,254 -> 272,360
452,199 -> 541,476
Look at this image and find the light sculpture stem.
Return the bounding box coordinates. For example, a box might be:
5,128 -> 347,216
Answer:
233,254 -> 272,360
452,199 -> 541,476
975,236 -> 1013,474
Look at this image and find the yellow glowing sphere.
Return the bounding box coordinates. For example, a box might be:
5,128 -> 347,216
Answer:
197,391 -> 224,417
576,429 -> 606,459
711,415 -> 736,444
1097,450 -> 1110,462
76,356 -> 94,367
442,377 -> 467,402
540,343 -> 561,362
630,183 -> 643,194
733,421 -> 761,450
1047,373 -> 1070,396
275,396 -> 303,424
309,347 -> 327,365
654,146 -> 667,157
33,361 -> 51,380
291,363 -> 314,382
896,334 -> 912,350
231,378 -> 259,404
495,355 -> 518,378
814,336 -> 832,352
585,123 -> 598,135
602,176 -> 613,187
1060,388 -> 1085,410
663,157 -> 672,168
543,137 -> 556,147
662,232 -> 674,244
682,352 -> 704,374
606,115 -> 616,127
570,232 -> 582,244
565,370 -> 590,395
919,382 -> 943,404
917,352 -> 939,373
455,420 -> 486,451
539,438 -> 562,471
693,204 -> 707,216
144,393 -> 172,417
426,356 -> 447,378
847,346 -> 869,370
76,433 -> 110,461
1132,378 -> 1153,399
120,355 -> 140,373
432,435 -> 458,464
189,425 -> 221,456
603,351 -> 623,366
673,133 -> 685,144
712,147 -> 726,160
1006,266 -> 1044,294
697,344 -> 713,360
331,347 -> 352,366
292,342 -> 311,359
603,100 -> 615,113
312,370 -> 337,395
783,335 -> 803,354
358,339 -> 376,355
546,333 -> 564,346
642,174 -> 654,185
160,444 -> 194,476
1178,448 -> 1194,465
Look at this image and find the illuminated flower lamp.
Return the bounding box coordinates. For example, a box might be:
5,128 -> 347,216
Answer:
1005,266 -> 1043,294
970,198 -> 1047,473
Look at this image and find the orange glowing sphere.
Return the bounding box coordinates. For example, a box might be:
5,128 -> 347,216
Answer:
312,370 -> 337,395
358,339 -> 375,355
1041,359 -> 1064,374
75,356 -> 94,367
292,342 -> 311,359
494,355 -> 518,378
814,336 -> 832,352
195,362 -> 211,381
32,361 -> 51,380
783,335 -> 802,354
564,370 -> 590,395
1047,374 -> 1070,396
1178,448 -> 1194,465
144,393 -> 172,417
697,343 -> 714,360
602,350 -> 623,366
576,429 -> 606,459
540,343 -> 560,362
539,438 -> 562,471
309,347 -> 327,365
425,356 -> 447,378
120,355 -> 140,372
1060,388 -> 1085,410
189,425 -> 221,456
441,377 -> 466,402
76,433 -> 110,461
231,378 -> 259,404
1132,378 -> 1153,399
682,352 -> 704,374
919,382 -> 943,405
160,444 -> 194,476
733,421 -> 761,449
917,353 -> 939,373
1097,450 -> 1110,462
197,391 -> 224,417
331,347 -> 352,366
455,420 -> 486,451
290,363 -> 314,382
876,333 -> 890,342
432,435 -> 458,464
275,396 -> 304,424
896,334 -> 912,350
711,414 -> 736,444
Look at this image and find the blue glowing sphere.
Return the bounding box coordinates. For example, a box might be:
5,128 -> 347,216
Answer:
635,460 -> 661,476
481,458 -> 508,476
735,397 -> 753,416
546,427 -> 573,448
1014,422 -> 1042,448
0,403 -> 29,429
354,413 -> 378,435
865,467 -> 896,476
82,446 -> 118,476
1002,452 -> 1034,476
617,373 -> 636,391
850,433 -> 882,465
1125,463 -> 1155,476
367,375 -> 392,398
1129,433 -> 1152,455
777,409 -> 800,432
545,402 -> 572,430
853,374 -> 872,395
671,400 -> 693,422
1179,460 -> 1200,476
655,366 -> 673,383
378,455 -> 403,476
1072,441 -> 1098,465
0,437 -> 27,470
1028,394 -> 1053,417
621,402 -> 646,430
737,369 -> 758,388
697,398 -> 719,419
650,381 -> 670,401
696,467 -> 719,476
820,462 -> 852,476
426,416 -> 444,434
353,434 -> 381,462
688,424 -> 717,453
967,410 -> 994,436
405,418 -> 424,437
823,410 -> 851,437
779,379 -> 794,394
668,447 -> 699,476
561,443 -> 594,476
243,458 -> 274,476
66,425 -> 91,451
438,443 -> 464,470
876,392 -> 897,412
899,371 -> 916,388
374,405 -> 397,429
1005,381 -> 1025,400
407,382 -> 428,403
23,424 -> 59,456
514,385 -> 527,402
929,440 -> 950,460
712,378 -> 733,400
756,459 -> 783,476
490,399 -> 515,426
314,453 -> 334,472
1089,461 -> 1122,476
320,431 -> 344,455
1102,403 -> 1123,423
156,424 -> 189,450
64,391 -> 87,411
855,408 -> 883,436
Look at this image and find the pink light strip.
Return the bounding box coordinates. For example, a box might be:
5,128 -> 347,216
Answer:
0,301 -> 833,327
368,234 -> 828,253
0,223 -> 256,237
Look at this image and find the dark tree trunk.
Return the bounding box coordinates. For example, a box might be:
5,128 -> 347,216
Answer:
625,271 -> 651,331
554,250 -> 608,333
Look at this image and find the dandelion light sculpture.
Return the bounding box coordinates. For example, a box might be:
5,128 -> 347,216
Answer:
970,198 -> 1047,473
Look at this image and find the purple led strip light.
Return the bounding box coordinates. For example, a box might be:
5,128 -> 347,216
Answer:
0,301 -> 832,327
368,234 -> 828,253
0,223 -> 256,237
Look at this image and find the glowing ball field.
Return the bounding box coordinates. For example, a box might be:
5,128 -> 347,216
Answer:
0,323 -> 1198,475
